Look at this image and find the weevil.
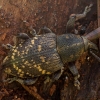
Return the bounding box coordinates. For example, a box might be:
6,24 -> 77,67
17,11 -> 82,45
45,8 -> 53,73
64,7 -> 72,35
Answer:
1,4 -> 100,90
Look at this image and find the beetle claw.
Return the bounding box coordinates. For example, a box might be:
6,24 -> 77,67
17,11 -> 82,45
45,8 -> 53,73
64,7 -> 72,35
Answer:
74,81 -> 80,90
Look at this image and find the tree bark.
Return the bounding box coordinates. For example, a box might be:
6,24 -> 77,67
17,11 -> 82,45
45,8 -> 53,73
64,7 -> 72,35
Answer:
0,0 -> 99,100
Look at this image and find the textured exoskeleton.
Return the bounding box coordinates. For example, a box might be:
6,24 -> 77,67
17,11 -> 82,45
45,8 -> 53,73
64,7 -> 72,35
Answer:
2,4 -> 100,90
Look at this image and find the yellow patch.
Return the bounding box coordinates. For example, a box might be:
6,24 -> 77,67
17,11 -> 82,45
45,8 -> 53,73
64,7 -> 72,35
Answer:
19,74 -> 24,77
24,61 -> 29,64
26,72 -> 29,75
46,72 -> 51,75
29,45 -> 33,47
34,65 -> 37,67
39,68 -> 42,71
12,53 -> 15,56
19,44 -> 22,47
17,51 -> 20,56
18,69 -> 22,73
22,65 -> 25,68
34,37 -> 38,39
37,65 -> 42,71
13,64 -> 18,70
29,66 -> 32,68
46,62 -> 49,64
27,63 -> 31,67
38,45 -> 42,52
42,70 -> 46,74
15,67 -> 18,70
11,56 -> 15,60
40,56 -> 46,62
5,68 -> 11,73
31,40 -> 34,44
14,49 -> 17,52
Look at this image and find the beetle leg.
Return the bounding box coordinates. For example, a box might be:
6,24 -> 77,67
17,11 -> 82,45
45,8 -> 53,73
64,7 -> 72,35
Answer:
90,50 -> 100,62
16,77 -> 38,85
52,67 -> 64,81
66,4 -> 93,33
3,77 -> 17,83
43,76 -> 53,92
13,33 -> 30,46
68,62 -> 80,90
2,44 -> 13,50
16,33 -> 30,40
37,26 -> 53,35
75,4 -> 93,21
28,26 -> 37,37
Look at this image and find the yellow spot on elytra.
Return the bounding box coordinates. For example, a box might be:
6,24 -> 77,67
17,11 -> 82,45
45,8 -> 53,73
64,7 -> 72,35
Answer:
12,53 -> 15,56
39,68 -> 42,71
31,40 -> 34,44
20,74 -> 24,77
34,37 -> 38,39
17,51 -> 20,56
46,72 -> 51,74
18,69 -> 22,73
27,63 -> 31,67
29,66 -> 32,68
38,45 -> 42,52
11,56 -> 14,60
15,67 -> 18,70
26,72 -> 29,75
40,56 -> 46,62
14,49 -> 17,52
46,62 -> 49,64
5,68 -> 11,73
34,65 -> 37,67
24,61 -> 29,64
13,64 -> 18,70
42,70 -> 46,74
29,45 -> 33,47
19,44 -> 22,47
21,71 -> 24,74
22,65 -> 25,68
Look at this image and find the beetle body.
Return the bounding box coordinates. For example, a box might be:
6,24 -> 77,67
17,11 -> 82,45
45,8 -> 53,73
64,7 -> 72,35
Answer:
2,5 -> 100,89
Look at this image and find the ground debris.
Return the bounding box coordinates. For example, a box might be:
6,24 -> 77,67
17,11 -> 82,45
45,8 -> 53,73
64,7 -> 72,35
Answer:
0,88 -> 9,100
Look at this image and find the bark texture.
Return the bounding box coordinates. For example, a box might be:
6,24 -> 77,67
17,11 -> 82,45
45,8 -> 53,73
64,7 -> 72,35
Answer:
0,0 -> 99,100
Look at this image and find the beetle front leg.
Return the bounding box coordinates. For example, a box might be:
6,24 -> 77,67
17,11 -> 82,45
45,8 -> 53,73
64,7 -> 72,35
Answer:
2,44 -> 13,50
75,4 -> 93,21
68,62 -> 80,90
